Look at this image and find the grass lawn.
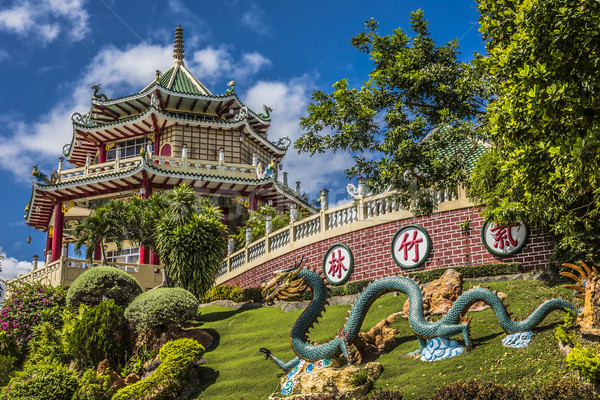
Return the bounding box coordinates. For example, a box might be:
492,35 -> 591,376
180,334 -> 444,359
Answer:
190,279 -> 583,400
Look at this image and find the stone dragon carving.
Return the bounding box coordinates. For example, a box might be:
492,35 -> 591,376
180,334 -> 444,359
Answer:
259,260 -> 582,371
32,165 -> 58,185
91,84 -> 109,101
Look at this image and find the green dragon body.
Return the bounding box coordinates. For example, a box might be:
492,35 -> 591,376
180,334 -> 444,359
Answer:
260,263 -> 581,371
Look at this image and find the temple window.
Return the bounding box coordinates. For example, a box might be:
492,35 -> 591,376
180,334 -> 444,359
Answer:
106,138 -> 148,161
106,247 -> 140,264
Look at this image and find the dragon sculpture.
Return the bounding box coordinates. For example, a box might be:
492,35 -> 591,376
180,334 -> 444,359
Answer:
257,105 -> 272,120
259,259 -> 582,371
32,165 -> 58,185
91,84 -> 109,101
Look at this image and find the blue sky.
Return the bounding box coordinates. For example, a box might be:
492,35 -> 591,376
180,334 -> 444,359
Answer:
0,0 -> 484,286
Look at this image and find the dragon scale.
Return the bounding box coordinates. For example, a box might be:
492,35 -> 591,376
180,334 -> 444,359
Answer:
260,266 -> 581,371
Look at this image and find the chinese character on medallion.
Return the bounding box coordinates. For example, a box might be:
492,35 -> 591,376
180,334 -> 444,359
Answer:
481,220 -> 528,257
323,244 -> 354,285
391,225 -> 432,269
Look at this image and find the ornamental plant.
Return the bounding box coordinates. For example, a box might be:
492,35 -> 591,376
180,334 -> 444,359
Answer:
0,282 -> 66,346
66,266 -> 143,308
0,361 -> 79,400
124,288 -> 198,332
112,338 -> 204,400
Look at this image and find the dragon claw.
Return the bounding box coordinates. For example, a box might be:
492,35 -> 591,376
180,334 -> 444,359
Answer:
258,347 -> 272,359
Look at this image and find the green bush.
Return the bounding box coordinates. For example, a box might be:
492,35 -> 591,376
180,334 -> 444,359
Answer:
73,369 -> 112,400
554,309 -> 577,346
0,353 -> 17,387
565,346 -> 600,383
111,338 -> 204,400
124,288 -> 198,332
66,266 -> 142,308
425,379 -> 522,400
408,263 -> 522,284
202,285 -> 244,302
243,287 -> 264,302
25,321 -> 69,366
528,380 -> 597,400
0,361 -> 79,400
63,299 -> 129,369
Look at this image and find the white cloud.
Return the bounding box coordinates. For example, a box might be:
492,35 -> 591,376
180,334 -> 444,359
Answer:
0,249 -> 43,301
0,0 -> 90,44
243,78 -> 355,197
239,2 -> 271,37
188,46 -> 271,84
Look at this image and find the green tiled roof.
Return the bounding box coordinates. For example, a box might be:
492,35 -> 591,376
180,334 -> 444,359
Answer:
158,68 -> 174,87
172,69 -> 201,94
427,126 -> 488,174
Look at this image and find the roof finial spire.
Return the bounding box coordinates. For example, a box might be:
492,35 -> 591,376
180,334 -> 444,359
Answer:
173,25 -> 185,65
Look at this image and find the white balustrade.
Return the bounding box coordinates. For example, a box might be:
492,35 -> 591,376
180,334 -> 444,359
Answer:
270,230 -> 290,251
248,240 -> 266,262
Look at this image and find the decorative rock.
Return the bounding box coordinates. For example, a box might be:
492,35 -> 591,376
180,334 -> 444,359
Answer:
354,312 -> 402,363
403,269 -> 507,317
502,331 -> 533,349
274,361 -> 382,400
577,275 -> 600,336
420,338 -> 464,362
123,373 -> 140,386
96,359 -> 110,376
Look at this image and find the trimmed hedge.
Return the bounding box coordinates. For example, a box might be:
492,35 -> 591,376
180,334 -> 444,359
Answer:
66,266 -> 142,308
111,338 -> 204,400
124,288 -> 199,332
201,285 -> 263,303
408,263 -> 522,284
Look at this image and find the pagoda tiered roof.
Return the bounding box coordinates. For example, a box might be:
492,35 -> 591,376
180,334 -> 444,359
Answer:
25,156 -> 316,230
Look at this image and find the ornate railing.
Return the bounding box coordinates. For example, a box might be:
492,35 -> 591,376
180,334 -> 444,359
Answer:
216,186 -> 472,285
5,257 -> 164,295
56,154 -> 258,184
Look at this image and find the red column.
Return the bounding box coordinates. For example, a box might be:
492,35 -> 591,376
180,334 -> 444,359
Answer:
149,250 -> 159,265
249,192 -> 257,211
45,230 -> 52,261
139,247 -> 148,264
154,133 -> 160,155
94,243 -> 102,262
99,144 -> 106,164
51,203 -> 64,262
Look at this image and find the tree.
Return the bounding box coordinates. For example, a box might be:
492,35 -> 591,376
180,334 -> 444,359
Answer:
123,194 -> 167,253
74,200 -> 127,265
296,10 -> 489,216
154,185 -> 227,297
469,0 -> 600,261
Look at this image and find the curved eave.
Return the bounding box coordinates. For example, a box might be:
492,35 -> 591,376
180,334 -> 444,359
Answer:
89,85 -> 272,134
67,104 -> 287,167
25,160 -> 311,229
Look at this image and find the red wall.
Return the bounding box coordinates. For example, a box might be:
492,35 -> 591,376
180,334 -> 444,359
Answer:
223,207 -> 554,288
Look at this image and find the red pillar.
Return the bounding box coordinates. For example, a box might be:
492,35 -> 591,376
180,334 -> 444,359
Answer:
51,203 -> 64,263
99,144 -> 106,163
149,250 -> 159,265
94,243 -> 102,262
249,192 -> 257,211
139,247 -> 148,264
45,230 -> 52,261
154,133 -> 160,155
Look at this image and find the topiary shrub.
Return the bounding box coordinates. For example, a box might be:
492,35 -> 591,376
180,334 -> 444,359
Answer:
124,288 -> 198,332
528,379 -> 597,400
0,361 -> 79,400
111,338 -> 204,400
66,266 -> 142,308
202,285 -> 244,303
63,299 -> 129,369
426,379 -> 522,400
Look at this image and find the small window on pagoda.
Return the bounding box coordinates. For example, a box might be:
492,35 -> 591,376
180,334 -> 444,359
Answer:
160,144 -> 171,157
106,138 -> 147,161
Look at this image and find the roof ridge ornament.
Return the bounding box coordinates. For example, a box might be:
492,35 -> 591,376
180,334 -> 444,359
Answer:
173,25 -> 185,65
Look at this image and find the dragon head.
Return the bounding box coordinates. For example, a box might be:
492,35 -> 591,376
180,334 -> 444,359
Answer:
561,261 -> 598,299
261,259 -> 307,306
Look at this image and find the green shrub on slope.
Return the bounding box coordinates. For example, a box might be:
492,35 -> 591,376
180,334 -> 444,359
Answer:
66,266 -> 142,308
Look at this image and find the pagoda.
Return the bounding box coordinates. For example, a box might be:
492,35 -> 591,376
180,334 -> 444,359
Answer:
23,26 -> 314,284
